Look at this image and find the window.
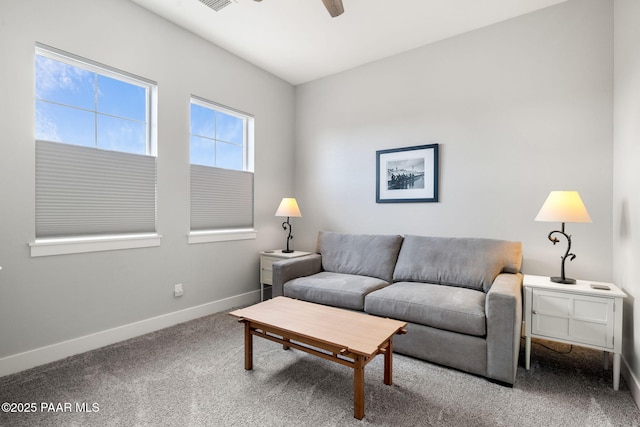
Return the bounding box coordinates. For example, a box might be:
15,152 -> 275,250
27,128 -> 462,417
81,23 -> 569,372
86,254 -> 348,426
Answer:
31,44 -> 159,256
190,100 -> 245,170
35,46 -> 154,156
189,97 -> 255,243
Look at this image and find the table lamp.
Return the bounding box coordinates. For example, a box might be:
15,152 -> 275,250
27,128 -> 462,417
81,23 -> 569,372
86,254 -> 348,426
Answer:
535,190 -> 591,284
275,198 -> 302,253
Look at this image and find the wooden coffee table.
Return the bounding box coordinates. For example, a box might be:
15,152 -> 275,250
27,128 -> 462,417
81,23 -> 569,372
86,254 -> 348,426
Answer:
229,297 -> 407,420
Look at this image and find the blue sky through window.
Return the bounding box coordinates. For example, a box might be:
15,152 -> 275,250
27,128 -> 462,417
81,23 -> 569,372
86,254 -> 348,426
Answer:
190,101 -> 244,170
35,53 -> 149,155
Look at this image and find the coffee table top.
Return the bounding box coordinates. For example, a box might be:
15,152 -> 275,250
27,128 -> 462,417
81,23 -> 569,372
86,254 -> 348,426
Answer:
229,297 -> 407,357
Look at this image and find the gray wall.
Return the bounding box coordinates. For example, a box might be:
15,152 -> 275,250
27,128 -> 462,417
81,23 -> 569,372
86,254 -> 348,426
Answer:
0,0 -> 295,359
614,0 -> 640,404
294,0 -> 613,283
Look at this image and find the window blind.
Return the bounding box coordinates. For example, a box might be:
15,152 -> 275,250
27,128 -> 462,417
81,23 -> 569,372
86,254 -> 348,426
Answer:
190,164 -> 254,231
36,140 -> 157,238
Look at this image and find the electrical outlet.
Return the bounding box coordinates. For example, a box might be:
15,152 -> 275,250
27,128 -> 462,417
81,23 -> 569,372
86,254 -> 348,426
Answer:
174,283 -> 184,297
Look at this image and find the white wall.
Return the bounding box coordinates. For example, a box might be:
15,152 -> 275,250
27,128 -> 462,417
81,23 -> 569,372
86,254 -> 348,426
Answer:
0,0 -> 295,370
295,0 -> 613,283
614,0 -> 640,406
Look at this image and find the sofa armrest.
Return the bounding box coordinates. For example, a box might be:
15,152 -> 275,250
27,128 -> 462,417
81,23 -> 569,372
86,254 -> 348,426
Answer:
485,272 -> 523,385
271,254 -> 322,297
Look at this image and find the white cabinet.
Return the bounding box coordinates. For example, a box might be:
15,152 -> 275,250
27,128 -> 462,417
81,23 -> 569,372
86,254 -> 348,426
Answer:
531,290 -> 614,348
259,250 -> 311,301
524,275 -> 626,390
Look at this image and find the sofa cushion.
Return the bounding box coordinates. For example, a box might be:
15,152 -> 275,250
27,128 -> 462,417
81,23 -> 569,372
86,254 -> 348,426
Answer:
364,282 -> 487,337
284,271 -> 389,311
392,235 -> 522,292
316,231 -> 403,283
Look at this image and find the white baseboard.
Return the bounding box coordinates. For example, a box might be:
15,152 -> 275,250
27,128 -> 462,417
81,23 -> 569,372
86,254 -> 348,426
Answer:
0,290 -> 259,378
622,355 -> 640,410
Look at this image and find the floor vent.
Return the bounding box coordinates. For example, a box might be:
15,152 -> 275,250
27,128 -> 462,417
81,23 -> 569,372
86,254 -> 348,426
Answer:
198,0 -> 233,12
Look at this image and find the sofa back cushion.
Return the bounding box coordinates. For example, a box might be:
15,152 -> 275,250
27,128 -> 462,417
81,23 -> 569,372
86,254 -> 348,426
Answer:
393,235 -> 522,292
316,231 -> 404,283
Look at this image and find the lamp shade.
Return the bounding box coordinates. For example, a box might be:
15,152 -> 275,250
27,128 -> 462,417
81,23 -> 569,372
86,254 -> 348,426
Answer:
275,198 -> 302,218
535,191 -> 591,223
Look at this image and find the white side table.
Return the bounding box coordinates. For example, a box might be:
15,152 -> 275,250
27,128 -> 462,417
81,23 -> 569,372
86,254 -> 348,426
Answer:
523,274 -> 626,390
259,250 -> 311,301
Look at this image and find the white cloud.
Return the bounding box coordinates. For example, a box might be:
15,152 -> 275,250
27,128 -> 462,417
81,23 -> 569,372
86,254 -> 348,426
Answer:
35,55 -> 92,97
35,103 -> 60,142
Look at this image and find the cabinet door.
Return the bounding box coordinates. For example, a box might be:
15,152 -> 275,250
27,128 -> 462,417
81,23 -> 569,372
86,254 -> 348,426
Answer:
260,256 -> 276,285
532,290 -> 614,349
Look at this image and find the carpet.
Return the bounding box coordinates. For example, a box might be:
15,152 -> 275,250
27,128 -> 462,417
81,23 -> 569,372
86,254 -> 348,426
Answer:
1,308 -> 639,426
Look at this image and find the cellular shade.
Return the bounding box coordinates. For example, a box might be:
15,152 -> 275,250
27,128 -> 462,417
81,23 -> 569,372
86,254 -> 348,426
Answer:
36,140 -> 156,238
190,164 -> 254,230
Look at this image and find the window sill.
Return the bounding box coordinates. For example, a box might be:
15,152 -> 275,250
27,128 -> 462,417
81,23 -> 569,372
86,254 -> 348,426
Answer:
29,233 -> 162,257
188,229 -> 257,244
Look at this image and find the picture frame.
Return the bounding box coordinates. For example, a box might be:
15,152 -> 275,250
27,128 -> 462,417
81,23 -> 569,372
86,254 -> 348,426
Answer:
376,144 -> 439,203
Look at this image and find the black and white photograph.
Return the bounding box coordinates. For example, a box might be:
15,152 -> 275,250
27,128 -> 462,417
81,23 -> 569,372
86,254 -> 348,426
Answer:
387,158 -> 425,190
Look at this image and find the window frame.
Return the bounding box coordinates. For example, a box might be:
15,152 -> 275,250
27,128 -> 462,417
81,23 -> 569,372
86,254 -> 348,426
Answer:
31,44 -> 160,257
188,96 -> 256,244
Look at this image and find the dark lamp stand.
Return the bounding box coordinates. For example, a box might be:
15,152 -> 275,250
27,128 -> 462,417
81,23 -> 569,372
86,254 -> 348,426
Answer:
547,222 -> 577,284
281,217 -> 294,253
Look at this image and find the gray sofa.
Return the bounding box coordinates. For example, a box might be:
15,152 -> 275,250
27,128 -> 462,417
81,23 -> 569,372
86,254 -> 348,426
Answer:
272,231 -> 523,385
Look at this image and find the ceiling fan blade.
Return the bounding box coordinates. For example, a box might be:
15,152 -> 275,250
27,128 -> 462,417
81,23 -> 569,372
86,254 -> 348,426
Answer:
255,0 -> 343,18
321,0 -> 344,17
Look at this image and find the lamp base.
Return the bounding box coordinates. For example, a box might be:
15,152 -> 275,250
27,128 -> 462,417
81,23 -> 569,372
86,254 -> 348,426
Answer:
281,249 -> 294,253
550,276 -> 577,285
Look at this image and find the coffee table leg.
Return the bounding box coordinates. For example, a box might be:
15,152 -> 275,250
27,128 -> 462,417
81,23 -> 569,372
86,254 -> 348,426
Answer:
354,354 -> 365,420
244,321 -> 253,371
384,339 -> 393,386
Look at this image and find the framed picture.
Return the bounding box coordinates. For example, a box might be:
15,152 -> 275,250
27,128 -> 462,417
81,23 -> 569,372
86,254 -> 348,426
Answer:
376,144 -> 439,203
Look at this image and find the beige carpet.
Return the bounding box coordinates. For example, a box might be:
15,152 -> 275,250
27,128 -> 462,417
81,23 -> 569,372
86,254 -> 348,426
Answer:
1,308 -> 639,426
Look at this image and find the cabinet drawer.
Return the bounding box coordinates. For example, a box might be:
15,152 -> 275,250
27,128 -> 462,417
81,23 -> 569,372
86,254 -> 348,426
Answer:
531,289 -> 614,349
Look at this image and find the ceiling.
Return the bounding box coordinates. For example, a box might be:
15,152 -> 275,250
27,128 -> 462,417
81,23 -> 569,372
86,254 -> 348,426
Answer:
131,0 -> 567,86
